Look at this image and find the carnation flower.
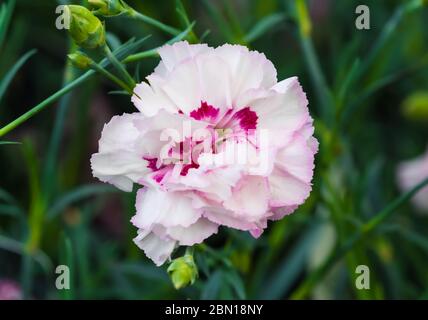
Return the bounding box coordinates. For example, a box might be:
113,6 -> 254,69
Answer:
91,41 -> 318,266
397,147 -> 428,211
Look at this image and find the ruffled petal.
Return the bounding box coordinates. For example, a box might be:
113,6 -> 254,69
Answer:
131,82 -> 177,117
202,206 -> 259,231
236,77 -> 310,140
215,44 -> 277,101
133,229 -> 176,266
275,132 -> 317,183
268,167 -> 312,207
160,54 -> 232,115
131,188 -> 201,229
153,218 -> 219,246
223,175 -> 271,220
156,41 -> 211,75
90,113 -> 148,191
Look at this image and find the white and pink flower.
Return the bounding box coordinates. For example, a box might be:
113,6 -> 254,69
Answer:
397,147 -> 428,212
91,41 -> 318,266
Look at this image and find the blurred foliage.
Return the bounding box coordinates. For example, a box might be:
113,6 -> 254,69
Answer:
0,0 -> 428,300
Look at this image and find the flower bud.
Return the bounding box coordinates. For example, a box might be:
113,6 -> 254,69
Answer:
167,253 -> 198,290
68,52 -> 93,69
65,5 -> 106,49
88,0 -> 129,17
402,91 -> 428,122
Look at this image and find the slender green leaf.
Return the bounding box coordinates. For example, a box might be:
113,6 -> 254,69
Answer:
357,0 -> 425,82
0,204 -> 23,217
342,54 -> 428,125
201,270 -> 223,299
244,13 -> 285,43
0,187 -> 16,203
224,270 -> 246,300
0,0 -> 15,50
0,233 -> 52,273
336,58 -> 360,108
0,49 -> 37,105
59,235 -> 75,300
201,0 -> 234,43
261,223 -> 319,299
123,24 -> 194,63
175,0 -> 198,42
0,140 -> 20,145
291,177 -> 428,299
47,184 -> 117,220
114,262 -> 169,283
293,0 -> 333,123
108,90 -> 129,95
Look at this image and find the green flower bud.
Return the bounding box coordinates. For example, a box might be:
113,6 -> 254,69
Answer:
402,91 -> 428,122
66,5 -> 106,49
167,253 -> 198,290
67,52 -> 93,69
88,0 -> 129,17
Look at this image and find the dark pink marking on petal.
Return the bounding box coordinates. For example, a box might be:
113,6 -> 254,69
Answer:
143,157 -> 158,171
232,107 -> 258,131
180,163 -> 200,176
190,101 -> 219,121
153,172 -> 166,183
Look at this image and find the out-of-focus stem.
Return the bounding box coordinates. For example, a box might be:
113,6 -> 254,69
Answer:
358,0 -> 425,80
291,177 -> 428,299
42,41 -> 76,203
294,0 -> 332,123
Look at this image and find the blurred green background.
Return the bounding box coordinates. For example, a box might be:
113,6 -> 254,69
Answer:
1,0 -> 428,300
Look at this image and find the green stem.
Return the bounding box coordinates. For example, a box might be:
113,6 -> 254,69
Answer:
21,141 -> 45,299
127,8 -> 181,36
0,37 -> 151,137
291,177 -> 428,299
20,253 -> 33,299
186,246 -> 195,255
0,71 -> 93,137
42,42 -> 76,203
90,61 -> 133,94
103,44 -> 135,89
59,235 -> 74,300
123,23 -> 195,63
